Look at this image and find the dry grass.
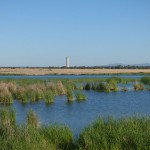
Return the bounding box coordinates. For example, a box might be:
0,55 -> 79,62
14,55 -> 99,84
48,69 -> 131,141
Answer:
0,68 -> 150,75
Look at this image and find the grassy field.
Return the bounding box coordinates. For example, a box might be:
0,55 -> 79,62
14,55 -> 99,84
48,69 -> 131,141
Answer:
0,68 -> 150,75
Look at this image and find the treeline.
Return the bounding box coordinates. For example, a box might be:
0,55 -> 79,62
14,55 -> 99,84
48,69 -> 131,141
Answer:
1,65 -> 150,69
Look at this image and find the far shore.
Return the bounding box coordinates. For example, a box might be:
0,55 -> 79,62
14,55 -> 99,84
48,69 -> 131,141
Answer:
0,68 -> 150,76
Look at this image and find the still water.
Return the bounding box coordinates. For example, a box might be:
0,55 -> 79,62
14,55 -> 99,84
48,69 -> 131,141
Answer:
0,74 -> 149,79
1,90 -> 150,136
0,74 -> 150,136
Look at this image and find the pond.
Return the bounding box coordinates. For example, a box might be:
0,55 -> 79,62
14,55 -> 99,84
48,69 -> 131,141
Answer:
1,90 -> 150,136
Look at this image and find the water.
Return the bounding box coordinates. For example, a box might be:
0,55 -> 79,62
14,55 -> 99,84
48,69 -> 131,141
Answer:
0,74 -> 149,79
1,90 -> 150,136
0,74 -> 150,136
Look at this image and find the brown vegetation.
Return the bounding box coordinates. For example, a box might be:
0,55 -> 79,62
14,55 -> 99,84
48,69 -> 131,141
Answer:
0,68 -> 150,75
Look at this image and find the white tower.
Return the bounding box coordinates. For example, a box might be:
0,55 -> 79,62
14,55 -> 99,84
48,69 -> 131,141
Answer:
66,56 -> 70,68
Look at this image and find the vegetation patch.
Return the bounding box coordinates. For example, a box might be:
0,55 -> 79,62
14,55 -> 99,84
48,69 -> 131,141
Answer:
0,109 -> 150,150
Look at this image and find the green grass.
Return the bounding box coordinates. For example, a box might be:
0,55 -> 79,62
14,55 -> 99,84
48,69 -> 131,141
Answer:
76,91 -> 87,101
0,109 -> 150,150
0,109 -> 73,150
78,117 -> 150,150
67,89 -> 74,102
141,77 -> 150,85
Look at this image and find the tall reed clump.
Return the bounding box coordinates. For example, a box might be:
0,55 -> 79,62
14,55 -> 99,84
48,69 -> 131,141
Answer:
46,82 -> 57,95
95,81 -> 119,93
0,83 -> 14,104
27,83 -> 45,102
27,109 -> 39,128
76,91 -> 87,101
56,80 -> 66,95
96,82 -> 111,93
0,109 -> 73,150
66,88 -> 74,102
44,91 -> 54,104
84,83 -> 91,91
141,77 -> 150,85
40,125 -> 74,150
78,117 -> 150,150
15,86 -> 28,103
0,108 -> 16,126
133,82 -> 144,91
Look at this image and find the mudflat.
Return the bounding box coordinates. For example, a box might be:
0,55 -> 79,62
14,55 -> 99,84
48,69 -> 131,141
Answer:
0,68 -> 150,75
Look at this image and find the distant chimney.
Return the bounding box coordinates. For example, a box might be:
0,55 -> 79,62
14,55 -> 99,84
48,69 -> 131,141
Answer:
66,56 -> 70,68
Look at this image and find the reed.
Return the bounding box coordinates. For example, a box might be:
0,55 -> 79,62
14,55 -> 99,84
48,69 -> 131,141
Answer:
96,82 -> 111,93
78,117 -> 150,150
141,77 -> 150,85
44,91 -> 54,104
0,77 -> 147,105
0,109 -> 73,150
15,86 -> 28,103
56,80 -> 66,95
67,89 -> 74,102
0,108 -> 16,126
0,87 -> 13,104
76,91 -> 87,101
84,83 -> 91,90
27,109 -> 39,128
0,109 -> 150,150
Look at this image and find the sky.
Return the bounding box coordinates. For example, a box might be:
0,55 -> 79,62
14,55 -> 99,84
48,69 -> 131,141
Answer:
0,0 -> 150,67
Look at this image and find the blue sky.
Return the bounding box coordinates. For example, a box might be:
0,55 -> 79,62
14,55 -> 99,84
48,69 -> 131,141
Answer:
0,0 -> 150,67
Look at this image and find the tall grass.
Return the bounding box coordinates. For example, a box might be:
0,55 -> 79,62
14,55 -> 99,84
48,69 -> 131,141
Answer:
0,109 -> 73,150
67,89 -> 74,102
78,117 -> 150,150
44,91 -> 54,104
76,91 -> 87,101
0,109 -> 150,150
141,77 -> 150,85
0,77 -> 147,104
84,83 -> 91,90
27,109 -> 39,128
